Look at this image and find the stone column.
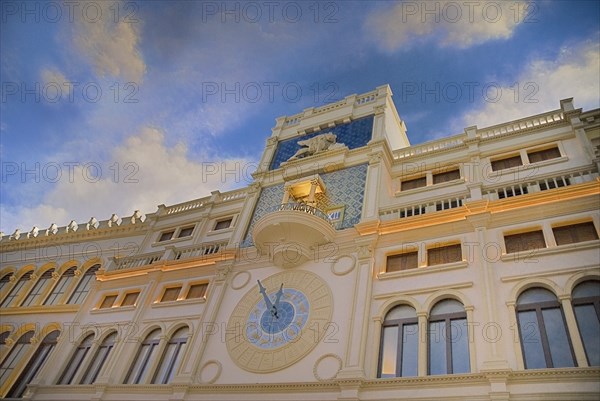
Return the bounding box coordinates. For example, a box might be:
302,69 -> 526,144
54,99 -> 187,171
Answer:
337,239 -> 375,379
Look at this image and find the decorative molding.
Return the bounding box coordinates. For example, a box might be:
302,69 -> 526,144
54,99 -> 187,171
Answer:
197,360 -> 222,384
230,270 -> 251,290
313,354 -> 343,381
330,255 -> 356,276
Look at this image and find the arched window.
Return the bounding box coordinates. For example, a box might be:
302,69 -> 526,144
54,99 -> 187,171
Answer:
151,326 -> 188,384
572,280 -> 600,366
0,273 -> 13,292
428,299 -> 470,375
21,269 -> 55,306
80,331 -> 117,384
6,330 -> 60,398
58,334 -> 94,384
378,305 -> 418,378
0,331 -> 10,361
124,329 -> 161,384
0,331 -> 34,385
0,271 -> 32,307
0,331 -> 9,345
44,267 -> 76,305
516,287 -> 575,369
67,264 -> 100,304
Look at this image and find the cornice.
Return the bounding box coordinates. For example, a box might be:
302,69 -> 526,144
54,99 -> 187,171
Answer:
0,304 -> 79,315
0,222 -> 149,252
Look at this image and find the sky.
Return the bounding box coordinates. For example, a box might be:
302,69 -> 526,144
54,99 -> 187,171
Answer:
1,0 -> 599,234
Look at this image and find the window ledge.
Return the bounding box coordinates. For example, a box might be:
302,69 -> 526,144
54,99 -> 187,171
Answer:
378,261 -> 468,280
500,239 -> 600,262
151,298 -> 206,308
91,305 -> 136,314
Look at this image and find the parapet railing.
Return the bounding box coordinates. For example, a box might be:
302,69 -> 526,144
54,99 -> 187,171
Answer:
392,109 -> 567,161
108,240 -> 229,271
263,203 -> 333,225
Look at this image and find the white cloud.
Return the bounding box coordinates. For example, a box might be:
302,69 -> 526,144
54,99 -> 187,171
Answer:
40,68 -> 69,88
365,1 -> 528,51
454,40 -> 600,130
73,1 -> 146,82
0,127 -> 253,233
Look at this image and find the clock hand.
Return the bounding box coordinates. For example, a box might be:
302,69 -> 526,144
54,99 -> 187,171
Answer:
257,280 -> 274,312
273,283 -> 284,316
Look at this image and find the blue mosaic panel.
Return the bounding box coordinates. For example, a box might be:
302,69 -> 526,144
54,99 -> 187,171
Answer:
241,183 -> 284,247
270,115 -> 374,170
320,164 -> 368,230
241,164 -> 368,247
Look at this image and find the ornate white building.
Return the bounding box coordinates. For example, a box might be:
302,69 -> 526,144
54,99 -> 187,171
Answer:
1,85 -> 599,400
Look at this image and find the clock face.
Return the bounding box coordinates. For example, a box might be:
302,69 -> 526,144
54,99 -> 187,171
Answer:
226,270 -> 333,373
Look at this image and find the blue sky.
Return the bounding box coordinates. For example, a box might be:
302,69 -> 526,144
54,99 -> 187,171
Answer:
1,0 -> 599,234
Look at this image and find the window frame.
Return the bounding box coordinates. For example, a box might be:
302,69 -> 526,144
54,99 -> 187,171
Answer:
98,294 -> 118,309
386,251 -> 419,272
526,146 -> 561,164
184,283 -> 209,300
377,306 -> 419,378
213,218 -> 233,231
400,176 -> 427,191
159,286 -> 182,303
6,330 -> 60,398
158,230 -> 175,242
516,289 -> 576,369
151,327 -> 188,384
571,281 -> 600,366
21,268 -> 55,307
504,230 -> 546,254
120,291 -> 141,307
57,334 -> 94,384
427,308 -> 469,375
67,264 -> 100,305
432,169 -> 461,184
177,226 -> 195,238
552,221 -> 599,246
79,331 -> 117,384
0,330 -> 35,386
490,154 -> 523,171
124,329 -> 161,384
43,267 -> 76,305
427,243 -> 462,266
1,271 -> 33,307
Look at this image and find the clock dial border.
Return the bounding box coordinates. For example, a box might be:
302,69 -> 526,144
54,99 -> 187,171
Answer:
226,270 -> 333,373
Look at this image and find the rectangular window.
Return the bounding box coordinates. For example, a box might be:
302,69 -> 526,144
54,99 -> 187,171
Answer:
186,283 -> 208,299
160,286 -> 181,302
177,226 -> 194,238
99,295 -> 117,309
527,146 -> 561,163
121,292 -> 140,307
553,222 -> 599,246
158,231 -> 175,242
427,244 -> 462,266
433,169 -> 460,184
214,218 -> 232,231
400,176 -> 426,191
491,155 -> 522,171
504,230 -> 546,253
387,252 -> 418,272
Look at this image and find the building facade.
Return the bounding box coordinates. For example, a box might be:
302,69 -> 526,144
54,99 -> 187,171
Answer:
1,85 -> 599,400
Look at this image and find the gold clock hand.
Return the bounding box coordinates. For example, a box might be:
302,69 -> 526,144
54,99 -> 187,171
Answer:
257,280 -> 273,311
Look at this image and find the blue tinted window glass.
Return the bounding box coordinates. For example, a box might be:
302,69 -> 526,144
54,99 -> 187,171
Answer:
518,310 -> 546,369
574,304 -> 600,366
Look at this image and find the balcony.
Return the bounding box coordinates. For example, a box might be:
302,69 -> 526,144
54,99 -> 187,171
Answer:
252,203 -> 336,268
